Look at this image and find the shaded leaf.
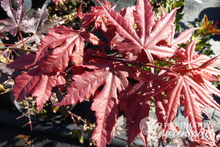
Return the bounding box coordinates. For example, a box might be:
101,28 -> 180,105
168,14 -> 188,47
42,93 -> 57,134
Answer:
57,68 -> 110,105
0,0 -> 35,36
12,68 -> 65,110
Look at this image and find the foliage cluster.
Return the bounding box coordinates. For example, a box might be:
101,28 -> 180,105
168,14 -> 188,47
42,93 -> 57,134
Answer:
1,0 -> 220,146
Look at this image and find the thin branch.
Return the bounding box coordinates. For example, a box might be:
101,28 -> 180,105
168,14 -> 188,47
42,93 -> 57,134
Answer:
68,111 -> 87,124
0,47 -> 37,53
17,27 -> 27,50
91,55 -> 172,71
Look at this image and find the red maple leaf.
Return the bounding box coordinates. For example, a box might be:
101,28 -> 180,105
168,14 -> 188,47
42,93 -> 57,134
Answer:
119,68 -> 176,143
163,39 -> 220,144
97,0 -> 180,62
57,63 -> 130,146
12,68 -> 65,110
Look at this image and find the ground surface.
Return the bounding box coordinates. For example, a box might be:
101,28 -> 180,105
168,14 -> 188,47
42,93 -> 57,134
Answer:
180,0 -> 220,54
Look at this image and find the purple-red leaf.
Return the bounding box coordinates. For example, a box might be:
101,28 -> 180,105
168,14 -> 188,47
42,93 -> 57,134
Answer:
57,64 -> 129,147
98,0 -> 178,62
12,69 -> 65,110
7,54 -> 36,70
91,72 -> 119,147
38,31 -> 83,73
57,68 -> 110,106
0,0 -> 35,36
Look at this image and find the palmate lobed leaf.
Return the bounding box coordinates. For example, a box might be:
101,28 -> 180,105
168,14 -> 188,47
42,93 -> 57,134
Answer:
57,68 -> 110,106
57,64 -> 129,146
38,31 -> 83,72
98,0 -> 179,62
91,72 -> 120,147
12,68 -> 66,110
91,66 -> 129,147
26,8 -> 50,45
163,39 -> 220,144
120,69 -> 177,143
164,74 -> 220,142
0,0 -> 35,36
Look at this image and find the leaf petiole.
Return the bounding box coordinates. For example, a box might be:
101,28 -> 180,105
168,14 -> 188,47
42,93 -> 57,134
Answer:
91,55 -> 171,71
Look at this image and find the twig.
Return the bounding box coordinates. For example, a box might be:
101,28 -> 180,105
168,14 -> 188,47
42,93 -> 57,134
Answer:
91,55 -> 171,71
0,47 -> 37,53
17,27 -> 27,50
15,96 -> 36,131
68,111 -> 87,124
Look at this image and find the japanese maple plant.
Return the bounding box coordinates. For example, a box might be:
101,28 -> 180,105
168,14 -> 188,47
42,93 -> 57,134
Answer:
1,0 -> 220,146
